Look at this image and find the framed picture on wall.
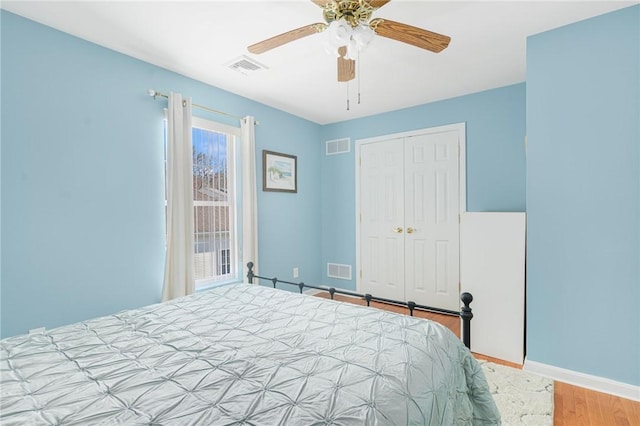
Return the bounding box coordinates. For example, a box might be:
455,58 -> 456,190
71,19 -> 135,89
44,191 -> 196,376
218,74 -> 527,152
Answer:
263,150 -> 297,193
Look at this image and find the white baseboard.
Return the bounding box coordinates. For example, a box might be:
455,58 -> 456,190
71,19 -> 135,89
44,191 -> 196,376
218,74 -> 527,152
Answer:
524,359 -> 640,402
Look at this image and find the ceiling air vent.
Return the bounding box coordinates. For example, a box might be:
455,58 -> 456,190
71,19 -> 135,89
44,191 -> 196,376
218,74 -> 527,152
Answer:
226,55 -> 268,75
326,138 -> 350,155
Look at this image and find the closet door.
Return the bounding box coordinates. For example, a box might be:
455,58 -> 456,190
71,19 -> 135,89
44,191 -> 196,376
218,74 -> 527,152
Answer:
357,124 -> 464,311
359,138 -> 405,300
404,132 -> 460,311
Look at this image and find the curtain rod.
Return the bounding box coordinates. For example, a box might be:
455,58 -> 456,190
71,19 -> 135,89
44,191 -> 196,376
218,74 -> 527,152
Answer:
147,89 -> 258,125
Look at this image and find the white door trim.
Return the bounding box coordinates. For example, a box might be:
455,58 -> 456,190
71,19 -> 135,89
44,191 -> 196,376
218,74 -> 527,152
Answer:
355,122 -> 467,295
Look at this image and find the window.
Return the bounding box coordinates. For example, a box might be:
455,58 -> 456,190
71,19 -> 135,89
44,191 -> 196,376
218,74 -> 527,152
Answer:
165,116 -> 240,288
219,249 -> 231,275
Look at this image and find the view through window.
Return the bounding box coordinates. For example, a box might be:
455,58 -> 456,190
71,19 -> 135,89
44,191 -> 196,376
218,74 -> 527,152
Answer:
165,116 -> 239,288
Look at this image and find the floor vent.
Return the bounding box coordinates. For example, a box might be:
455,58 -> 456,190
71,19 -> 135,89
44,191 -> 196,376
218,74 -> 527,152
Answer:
327,263 -> 352,280
326,138 -> 351,155
226,55 -> 268,75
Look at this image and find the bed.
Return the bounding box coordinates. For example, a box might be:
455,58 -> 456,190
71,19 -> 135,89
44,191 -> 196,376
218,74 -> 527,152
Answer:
1,272 -> 500,425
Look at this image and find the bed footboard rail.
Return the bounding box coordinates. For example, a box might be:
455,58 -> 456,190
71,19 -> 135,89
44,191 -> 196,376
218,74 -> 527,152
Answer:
246,262 -> 473,349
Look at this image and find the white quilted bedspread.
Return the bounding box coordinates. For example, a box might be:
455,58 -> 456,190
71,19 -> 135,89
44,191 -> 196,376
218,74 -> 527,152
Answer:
1,283 -> 500,425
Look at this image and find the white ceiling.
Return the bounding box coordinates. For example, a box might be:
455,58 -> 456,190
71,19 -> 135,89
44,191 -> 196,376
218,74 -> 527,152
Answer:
3,1 -> 637,124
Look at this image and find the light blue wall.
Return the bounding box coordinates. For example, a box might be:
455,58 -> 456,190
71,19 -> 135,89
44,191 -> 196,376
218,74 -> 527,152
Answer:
319,84 -> 526,289
0,18 -> 3,322
526,5 -> 639,386
5,5 -> 636,391
0,11 -> 322,338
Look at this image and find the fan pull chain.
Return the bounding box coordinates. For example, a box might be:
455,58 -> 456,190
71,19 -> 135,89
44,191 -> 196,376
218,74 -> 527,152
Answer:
346,80 -> 350,111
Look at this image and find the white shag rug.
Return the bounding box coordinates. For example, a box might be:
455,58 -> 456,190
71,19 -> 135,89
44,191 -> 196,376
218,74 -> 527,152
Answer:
479,361 -> 554,426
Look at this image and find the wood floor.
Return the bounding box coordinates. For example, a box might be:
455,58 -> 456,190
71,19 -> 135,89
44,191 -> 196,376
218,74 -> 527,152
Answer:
315,293 -> 640,425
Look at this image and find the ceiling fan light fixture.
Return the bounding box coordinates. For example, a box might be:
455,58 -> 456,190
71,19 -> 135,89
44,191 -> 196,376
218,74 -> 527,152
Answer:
325,19 -> 373,60
327,18 -> 352,46
323,42 -> 341,57
247,0 -> 450,87
352,24 -> 375,50
345,39 -> 357,60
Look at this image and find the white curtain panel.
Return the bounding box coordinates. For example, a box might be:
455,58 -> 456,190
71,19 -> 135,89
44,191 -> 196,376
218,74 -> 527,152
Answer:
241,116 -> 259,282
162,93 -> 195,301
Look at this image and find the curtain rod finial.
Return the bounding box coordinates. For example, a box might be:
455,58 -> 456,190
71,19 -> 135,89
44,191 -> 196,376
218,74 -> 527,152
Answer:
147,89 -> 157,98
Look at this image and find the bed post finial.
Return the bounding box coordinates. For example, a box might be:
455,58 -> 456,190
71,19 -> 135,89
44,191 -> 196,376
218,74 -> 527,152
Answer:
460,292 -> 473,349
298,282 -> 305,294
364,294 -> 372,307
247,262 -> 254,284
407,301 -> 416,317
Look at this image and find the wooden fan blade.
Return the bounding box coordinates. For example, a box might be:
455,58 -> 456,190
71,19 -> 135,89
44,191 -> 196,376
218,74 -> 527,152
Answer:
370,18 -> 450,53
369,0 -> 391,9
248,23 -> 327,54
337,46 -> 355,82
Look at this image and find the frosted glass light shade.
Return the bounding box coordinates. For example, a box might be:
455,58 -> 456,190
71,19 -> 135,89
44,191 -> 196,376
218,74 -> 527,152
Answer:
324,19 -> 374,60
352,24 -> 375,50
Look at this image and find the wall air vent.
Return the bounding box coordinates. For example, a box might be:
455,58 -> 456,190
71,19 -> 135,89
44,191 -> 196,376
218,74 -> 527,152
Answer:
226,55 -> 268,75
326,138 -> 351,155
327,263 -> 352,280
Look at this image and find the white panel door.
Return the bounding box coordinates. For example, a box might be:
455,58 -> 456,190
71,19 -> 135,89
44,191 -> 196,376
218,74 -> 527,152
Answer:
357,124 -> 464,312
359,138 -> 405,300
404,132 -> 460,310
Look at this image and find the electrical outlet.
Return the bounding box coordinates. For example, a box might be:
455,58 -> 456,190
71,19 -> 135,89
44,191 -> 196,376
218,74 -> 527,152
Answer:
293,267 -> 299,278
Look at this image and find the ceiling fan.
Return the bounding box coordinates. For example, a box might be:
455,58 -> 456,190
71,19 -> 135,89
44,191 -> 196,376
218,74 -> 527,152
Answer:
247,0 -> 451,82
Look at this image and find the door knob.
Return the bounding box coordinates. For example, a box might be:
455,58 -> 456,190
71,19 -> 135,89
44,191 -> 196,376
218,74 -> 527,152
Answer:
393,227 -> 403,233
406,227 -> 416,234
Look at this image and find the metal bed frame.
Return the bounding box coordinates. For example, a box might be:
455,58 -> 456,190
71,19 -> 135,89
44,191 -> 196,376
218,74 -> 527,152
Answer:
246,262 -> 474,349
